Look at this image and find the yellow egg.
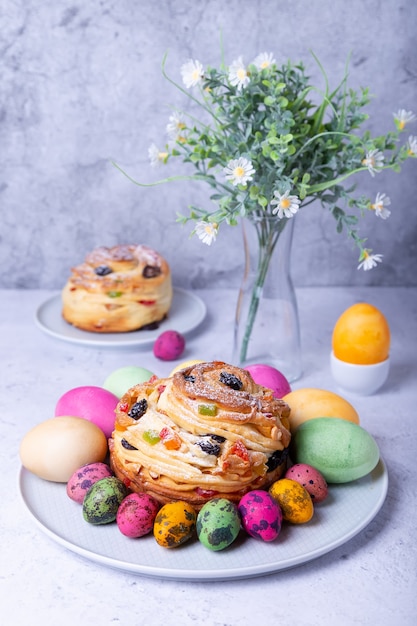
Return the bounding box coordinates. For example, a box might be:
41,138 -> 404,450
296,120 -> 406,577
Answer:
332,302 -> 390,365
153,501 -> 197,548
19,416 -> 108,482
168,359 -> 205,377
283,388 -> 359,433
269,478 -> 314,524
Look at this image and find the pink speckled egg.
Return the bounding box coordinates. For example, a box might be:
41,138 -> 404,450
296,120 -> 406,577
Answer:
116,492 -> 160,538
238,490 -> 282,542
153,330 -> 185,361
66,462 -> 113,503
55,386 -> 119,439
244,364 -> 291,398
285,463 -> 328,503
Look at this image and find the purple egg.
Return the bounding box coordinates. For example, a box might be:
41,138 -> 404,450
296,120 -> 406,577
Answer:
55,385 -> 119,439
244,364 -> 291,398
66,462 -> 113,503
116,492 -> 160,538
238,490 -> 282,542
153,330 -> 185,361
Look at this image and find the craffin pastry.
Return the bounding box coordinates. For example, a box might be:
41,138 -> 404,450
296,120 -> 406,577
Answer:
109,361 -> 291,509
62,244 -> 172,333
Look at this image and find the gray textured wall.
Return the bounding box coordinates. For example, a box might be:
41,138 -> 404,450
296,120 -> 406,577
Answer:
1,0 -> 416,290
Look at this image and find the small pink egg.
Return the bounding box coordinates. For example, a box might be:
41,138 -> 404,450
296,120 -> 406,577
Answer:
238,490 -> 282,542
153,330 -> 185,361
285,463 -> 328,503
116,493 -> 160,538
55,386 -> 119,439
244,364 -> 291,398
66,462 -> 113,503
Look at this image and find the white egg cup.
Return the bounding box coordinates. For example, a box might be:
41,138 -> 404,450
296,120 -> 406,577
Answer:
330,351 -> 390,396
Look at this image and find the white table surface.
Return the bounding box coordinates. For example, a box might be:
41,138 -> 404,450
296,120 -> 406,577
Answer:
2,287 -> 416,626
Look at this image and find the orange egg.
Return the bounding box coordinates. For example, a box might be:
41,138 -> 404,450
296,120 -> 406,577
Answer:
283,388 -> 359,433
332,303 -> 390,365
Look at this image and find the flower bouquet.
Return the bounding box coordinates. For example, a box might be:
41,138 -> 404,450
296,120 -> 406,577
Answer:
115,50 -> 416,378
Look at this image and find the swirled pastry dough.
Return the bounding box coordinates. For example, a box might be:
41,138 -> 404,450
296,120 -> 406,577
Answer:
62,244 -> 172,332
109,361 -> 291,508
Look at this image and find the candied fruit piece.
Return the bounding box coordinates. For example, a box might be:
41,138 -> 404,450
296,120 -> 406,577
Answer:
198,404 -> 218,416
107,291 -> 123,298
159,427 -> 181,450
143,429 -> 161,445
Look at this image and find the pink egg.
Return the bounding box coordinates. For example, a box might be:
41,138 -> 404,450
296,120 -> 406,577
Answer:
116,492 -> 160,538
238,490 -> 282,542
55,385 -> 119,439
153,330 -> 185,361
66,462 -> 113,503
244,364 -> 291,398
285,463 -> 328,503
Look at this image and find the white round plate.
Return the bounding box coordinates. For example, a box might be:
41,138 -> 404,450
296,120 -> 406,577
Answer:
18,460 -> 388,581
35,288 -> 206,347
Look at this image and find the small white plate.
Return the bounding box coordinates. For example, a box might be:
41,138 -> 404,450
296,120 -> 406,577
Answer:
35,288 -> 206,348
18,460 -> 388,581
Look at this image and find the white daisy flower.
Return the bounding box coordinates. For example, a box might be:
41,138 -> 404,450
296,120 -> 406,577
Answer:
181,59 -> 204,88
228,57 -> 250,90
195,221 -> 218,245
370,192 -> 391,219
223,157 -> 255,186
393,109 -> 416,131
357,250 -> 383,271
166,113 -> 187,142
271,190 -> 301,219
362,149 -> 385,176
253,52 -> 276,70
148,143 -> 168,167
407,135 -> 417,156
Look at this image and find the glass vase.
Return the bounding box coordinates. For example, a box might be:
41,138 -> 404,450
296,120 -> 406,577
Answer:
232,214 -> 302,383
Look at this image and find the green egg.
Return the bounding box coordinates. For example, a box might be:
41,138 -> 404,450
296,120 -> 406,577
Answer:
196,498 -> 241,551
83,476 -> 129,524
291,417 -> 380,483
103,366 -> 154,398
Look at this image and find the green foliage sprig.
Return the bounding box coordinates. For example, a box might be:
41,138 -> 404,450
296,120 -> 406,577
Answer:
114,51 -> 416,270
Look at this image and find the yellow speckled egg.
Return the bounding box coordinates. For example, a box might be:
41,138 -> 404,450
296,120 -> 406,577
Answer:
283,388 -> 359,433
168,359 -> 205,377
269,478 -> 314,524
332,302 -> 390,365
153,501 -> 197,548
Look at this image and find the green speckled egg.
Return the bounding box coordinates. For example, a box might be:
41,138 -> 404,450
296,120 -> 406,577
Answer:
82,476 -> 129,524
196,498 -> 241,551
291,417 -> 380,483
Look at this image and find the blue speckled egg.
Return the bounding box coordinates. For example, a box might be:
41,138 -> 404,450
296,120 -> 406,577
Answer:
196,498 -> 241,551
238,490 -> 282,542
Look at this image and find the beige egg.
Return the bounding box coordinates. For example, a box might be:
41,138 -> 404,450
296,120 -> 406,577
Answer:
19,416 -> 108,482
